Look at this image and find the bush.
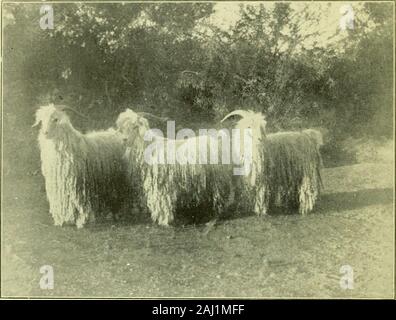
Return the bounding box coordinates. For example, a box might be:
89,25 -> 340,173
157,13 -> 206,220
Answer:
3,2 -> 393,167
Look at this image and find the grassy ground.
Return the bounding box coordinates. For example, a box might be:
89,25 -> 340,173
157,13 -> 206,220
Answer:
1,100 -> 394,298
2,157 -> 394,298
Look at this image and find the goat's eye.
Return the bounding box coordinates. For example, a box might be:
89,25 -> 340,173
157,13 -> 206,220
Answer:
53,118 -> 58,122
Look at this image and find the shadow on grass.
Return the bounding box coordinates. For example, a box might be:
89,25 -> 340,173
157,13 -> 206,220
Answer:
222,187 -> 394,220
314,187 -> 393,214
40,187 -> 395,232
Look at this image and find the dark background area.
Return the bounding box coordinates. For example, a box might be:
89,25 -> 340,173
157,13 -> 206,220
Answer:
2,2 -> 393,171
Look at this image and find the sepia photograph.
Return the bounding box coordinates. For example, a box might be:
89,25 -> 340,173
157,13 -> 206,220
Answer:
1,1 -> 394,299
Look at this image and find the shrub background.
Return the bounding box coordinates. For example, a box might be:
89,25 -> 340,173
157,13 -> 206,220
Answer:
2,2 -> 393,169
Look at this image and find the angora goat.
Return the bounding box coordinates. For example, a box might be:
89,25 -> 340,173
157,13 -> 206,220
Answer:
33,104 -> 128,228
221,110 -> 323,215
116,109 -> 233,226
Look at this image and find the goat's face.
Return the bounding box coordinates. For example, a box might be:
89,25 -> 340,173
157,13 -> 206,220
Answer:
232,112 -> 267,143
33,104 -> 71,139
221,110 -> 267,140
45,110 -> 70,139
116,109 -> 150,146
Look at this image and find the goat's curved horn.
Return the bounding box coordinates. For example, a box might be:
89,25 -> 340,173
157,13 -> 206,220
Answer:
137,112 -> 169,122
220,110 -> 251,123
32,119 -> 40,128
56,105 -> 89,120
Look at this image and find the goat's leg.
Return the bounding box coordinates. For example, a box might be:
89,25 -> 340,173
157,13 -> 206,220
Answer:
75,205 -> 91,228
146,186 -> 175,226
298,176 -> 318,215
254,185 -> 269,216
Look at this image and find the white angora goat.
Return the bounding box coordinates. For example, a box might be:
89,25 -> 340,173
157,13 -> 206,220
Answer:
221,110 -> 323,215
33,104 -> 128,228
116,109 -> 233,226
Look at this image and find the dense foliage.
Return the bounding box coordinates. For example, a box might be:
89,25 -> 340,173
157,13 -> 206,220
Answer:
3,2 -> 393,138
